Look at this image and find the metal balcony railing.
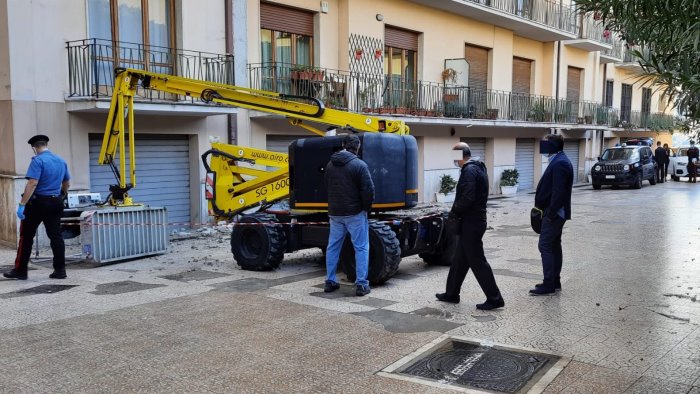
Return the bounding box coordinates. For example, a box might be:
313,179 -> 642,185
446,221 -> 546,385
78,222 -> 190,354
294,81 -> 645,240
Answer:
67,38 -> 234,101
579,13 -> 612,45
248,62 -> 674,131
602,40 -> 624,60
465,0 -> 578,34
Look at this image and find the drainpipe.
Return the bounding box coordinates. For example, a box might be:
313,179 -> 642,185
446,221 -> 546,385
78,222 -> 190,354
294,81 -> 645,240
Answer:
225,0 -> 237,145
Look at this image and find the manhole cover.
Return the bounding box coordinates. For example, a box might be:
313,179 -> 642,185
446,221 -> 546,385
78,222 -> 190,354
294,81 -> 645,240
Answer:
390,338 -> 561,393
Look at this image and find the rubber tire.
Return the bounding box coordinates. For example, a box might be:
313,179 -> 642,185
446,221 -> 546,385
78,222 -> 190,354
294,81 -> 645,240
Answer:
340,220 -> 401,285
592,182 -> 601,190
633,173 -> 643,189
649,172 -> 657,185
231,213 -> 286,271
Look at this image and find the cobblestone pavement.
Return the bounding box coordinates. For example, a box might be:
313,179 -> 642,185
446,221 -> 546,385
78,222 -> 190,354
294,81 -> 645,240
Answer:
1,180 -> 699,393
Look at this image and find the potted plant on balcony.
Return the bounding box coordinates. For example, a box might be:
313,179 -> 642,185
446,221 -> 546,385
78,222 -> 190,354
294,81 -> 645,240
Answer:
435,174 -> 457,203
354,48 -> 364,60
290,65 -> 324,81
500,168 -> 519,195
529,101 -> 549,122
442,68 -> 459,102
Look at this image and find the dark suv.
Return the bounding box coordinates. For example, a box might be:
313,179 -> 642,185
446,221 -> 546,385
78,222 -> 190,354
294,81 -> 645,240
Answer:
591,145 -> 658,189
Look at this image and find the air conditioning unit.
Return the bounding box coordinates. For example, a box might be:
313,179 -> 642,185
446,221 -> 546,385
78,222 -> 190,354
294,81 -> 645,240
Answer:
79,206 -> 169,264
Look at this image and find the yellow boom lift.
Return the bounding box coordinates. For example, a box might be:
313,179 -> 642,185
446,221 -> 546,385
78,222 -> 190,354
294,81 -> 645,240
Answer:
99,68 -> 456,283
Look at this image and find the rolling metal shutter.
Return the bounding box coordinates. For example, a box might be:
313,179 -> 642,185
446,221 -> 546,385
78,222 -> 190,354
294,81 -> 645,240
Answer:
266,135 -> 312,153
515,138 -> 535,190
564,140 -> 580,183
460,138 -> 486,162
385,26 -> 419,51
260,2 -> 314,36
512,57 -> 532,95
465,45 -> 489,90
89,135 -> 191,226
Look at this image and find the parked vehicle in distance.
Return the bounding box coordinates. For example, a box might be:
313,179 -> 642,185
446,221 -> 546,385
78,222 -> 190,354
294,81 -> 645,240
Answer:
591,144 -> 657,189
670,146 -> 692,181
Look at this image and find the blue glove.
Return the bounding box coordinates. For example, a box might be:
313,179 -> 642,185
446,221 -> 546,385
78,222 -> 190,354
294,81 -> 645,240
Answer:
16,204 -> 25,220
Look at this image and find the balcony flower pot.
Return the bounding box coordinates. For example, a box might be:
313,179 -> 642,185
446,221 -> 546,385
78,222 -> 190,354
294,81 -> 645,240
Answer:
291,70 -> 324,81
486,108 -> 499,120
354,48 -> 363,60
443,93 -> 459,102
584,115 -> 593,124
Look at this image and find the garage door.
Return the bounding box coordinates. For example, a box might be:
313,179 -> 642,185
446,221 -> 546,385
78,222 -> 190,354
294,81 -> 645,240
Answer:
564,140 -> 580,183
266,135 -> 312,153
515,138 -> 535,190
89,135 -> 191,226
460,138 -> 486,162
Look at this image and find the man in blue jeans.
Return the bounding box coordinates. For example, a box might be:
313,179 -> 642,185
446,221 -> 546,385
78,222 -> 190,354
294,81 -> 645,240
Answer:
530,134 -> 573,295
324,134 -> 375,296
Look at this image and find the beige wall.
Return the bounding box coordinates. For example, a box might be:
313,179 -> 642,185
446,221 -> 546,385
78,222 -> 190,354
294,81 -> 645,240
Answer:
513,36 -> 548,95
178,0 -> 227,54
560,45 -> 597,101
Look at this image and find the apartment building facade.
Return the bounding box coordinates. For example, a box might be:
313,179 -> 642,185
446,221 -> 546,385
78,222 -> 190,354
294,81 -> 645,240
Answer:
0,0 -> 676,246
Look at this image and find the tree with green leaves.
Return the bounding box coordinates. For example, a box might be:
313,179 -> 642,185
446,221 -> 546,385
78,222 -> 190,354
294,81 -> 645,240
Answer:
575,0 -> 699,136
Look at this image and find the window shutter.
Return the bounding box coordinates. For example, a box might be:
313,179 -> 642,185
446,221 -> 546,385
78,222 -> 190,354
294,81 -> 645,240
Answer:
465,44 -> 489,90
566,67 -> 582,101
512,57 -> 532,94
260,2 -> 314,36
385,26 -> 419,51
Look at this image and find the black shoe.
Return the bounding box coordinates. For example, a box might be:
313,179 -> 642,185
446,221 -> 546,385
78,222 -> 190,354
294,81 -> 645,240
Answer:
323,280 -> 339,293
435,293 -> 460,304
529,286 -> 557,296
49,271 -> 67,279
3,269 -> 27,280
535,282 -> 561,291
356,285 -> 371,297
476,297 -> 505,310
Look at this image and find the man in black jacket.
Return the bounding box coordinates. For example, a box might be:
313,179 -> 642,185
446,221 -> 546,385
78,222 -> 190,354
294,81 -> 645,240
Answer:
436,142 -> 504,310
654,141 -> 667,183
531,134 -> 573,296
324,134 -> 375,296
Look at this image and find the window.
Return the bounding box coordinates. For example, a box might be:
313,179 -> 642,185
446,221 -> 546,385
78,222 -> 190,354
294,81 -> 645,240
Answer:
641,88 -> 652,114
88,0 -> 175,85
384,26 -> 419,109
605,80 -> 614,107
465,44 -> 489,90
260,29 -> 313,66
621,83 -> 633,122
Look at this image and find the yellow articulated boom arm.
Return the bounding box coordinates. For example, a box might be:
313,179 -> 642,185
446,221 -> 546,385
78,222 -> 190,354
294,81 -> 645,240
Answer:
99,68 -> 409,214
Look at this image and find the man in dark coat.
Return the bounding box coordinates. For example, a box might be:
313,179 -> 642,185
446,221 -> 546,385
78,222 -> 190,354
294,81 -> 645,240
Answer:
663,143 -> 671,181
324,134 -> 375,296
654,141 -> 667,183
530,134 -> 573,296
436,142 -> 504,310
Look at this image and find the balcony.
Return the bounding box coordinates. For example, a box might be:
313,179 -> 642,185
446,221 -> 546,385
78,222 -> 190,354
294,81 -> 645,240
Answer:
564,13 -> 612,52
617,45 -> 645,72
66,39 -> 235,115
247,62 -> 673,132
406,0 -> 578,41
600,40 -> 624,63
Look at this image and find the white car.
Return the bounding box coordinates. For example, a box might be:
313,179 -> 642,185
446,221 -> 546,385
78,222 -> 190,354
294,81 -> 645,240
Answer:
670,146 -> 696,181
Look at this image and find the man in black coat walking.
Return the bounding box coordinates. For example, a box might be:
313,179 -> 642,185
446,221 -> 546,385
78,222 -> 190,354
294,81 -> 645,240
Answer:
655,141 -> 668,183
436,142 -> 504,310
530,134 -> 573,296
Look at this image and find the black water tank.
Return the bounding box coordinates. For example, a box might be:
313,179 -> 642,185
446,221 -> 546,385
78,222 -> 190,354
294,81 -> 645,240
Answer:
289,133 -> 418,211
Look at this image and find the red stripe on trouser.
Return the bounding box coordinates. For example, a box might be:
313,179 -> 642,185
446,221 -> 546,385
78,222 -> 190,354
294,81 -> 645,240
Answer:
14,220 -> 24,271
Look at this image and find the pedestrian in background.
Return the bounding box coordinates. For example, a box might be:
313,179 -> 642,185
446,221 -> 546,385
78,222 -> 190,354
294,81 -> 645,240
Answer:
531,134 -> 573,296
436,142 -> 504,310
4,135 -> 70,280
688,140 -> 699,183
654,141 -> 667,183
663,143 -> 671,181
324,134 -> 374,296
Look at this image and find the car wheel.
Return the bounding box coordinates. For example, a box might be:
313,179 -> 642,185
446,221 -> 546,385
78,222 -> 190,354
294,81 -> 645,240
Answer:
649,172 -> 657,185
592,182 -> 601,190
633,173 -> 643,189
671,175 -> 679,181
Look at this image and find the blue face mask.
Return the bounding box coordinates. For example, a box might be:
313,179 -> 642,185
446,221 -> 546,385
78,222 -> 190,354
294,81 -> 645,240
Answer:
540,140 -> 559,155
